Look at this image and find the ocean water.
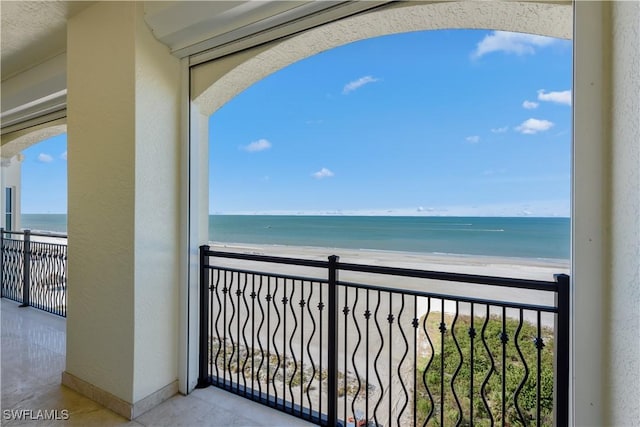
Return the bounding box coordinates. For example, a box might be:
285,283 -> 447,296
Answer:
20,214 -> 68,234
210,215 -> 570,260
20,214 -> 570,260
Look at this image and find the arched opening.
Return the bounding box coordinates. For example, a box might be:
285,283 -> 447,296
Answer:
1,125 -> 68,317
19,133 -> 68,232
1,123 -> 68,232
191,1 -> 572,260
190,2 -> 574,424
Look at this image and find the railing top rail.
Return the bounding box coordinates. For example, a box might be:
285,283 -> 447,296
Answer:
203,247 -> 560,293
337,279 -> 558,312
0,229 -> 68,239
204,264 -> 329,285
337,260 -> 559,291
205,263 -> 558,312
204,248 -> 329,269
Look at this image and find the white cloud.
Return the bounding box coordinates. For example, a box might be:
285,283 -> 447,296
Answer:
515,118 -> 554,134
471,31 -> 557,59
491,126 -> 509,134
342,76 -> 380,94
537,89 -> 572,106
38,153 -> 53,163
60,151 -> 67,160
312,167 -> 334,179
466,135 -> 480,143
522,100 -> 539,109
242,138 -> 272,152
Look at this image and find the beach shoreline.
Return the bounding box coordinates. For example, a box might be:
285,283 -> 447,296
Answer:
207,240 -> 568,322
209,241 -> 570,281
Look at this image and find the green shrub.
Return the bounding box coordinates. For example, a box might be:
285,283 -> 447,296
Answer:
416,313 -> 554,426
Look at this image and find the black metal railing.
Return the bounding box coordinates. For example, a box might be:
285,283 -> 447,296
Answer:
1,229 -> 68,317
198,246 -> 569,427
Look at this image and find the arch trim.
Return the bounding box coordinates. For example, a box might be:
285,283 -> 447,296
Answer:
191,0 -> 572,116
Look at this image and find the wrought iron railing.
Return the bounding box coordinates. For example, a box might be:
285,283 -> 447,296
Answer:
198,246 -> 569,427
1,229 -> 68,317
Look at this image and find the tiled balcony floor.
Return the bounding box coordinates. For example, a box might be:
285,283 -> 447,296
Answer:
1,299 -> 315,426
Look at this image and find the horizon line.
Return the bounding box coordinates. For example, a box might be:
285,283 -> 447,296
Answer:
21,211 -> 570,218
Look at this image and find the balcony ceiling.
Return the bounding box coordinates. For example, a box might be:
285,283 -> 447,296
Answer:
1,1 -> 364,81
1,0 -> 374,130
0,1 -> 94,80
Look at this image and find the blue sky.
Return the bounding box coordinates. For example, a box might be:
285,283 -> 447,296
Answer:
20,29 -> 572,216
20,133 -> 67,213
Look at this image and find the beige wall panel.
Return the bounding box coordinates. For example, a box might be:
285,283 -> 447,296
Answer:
132,2 -> 182,404
67,1 -> 137,402
607,1 -> 640,423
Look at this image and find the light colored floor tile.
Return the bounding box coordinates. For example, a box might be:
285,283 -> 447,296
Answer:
188,388 -> 316,427
2,301 -> 135,426
1,299 -> 320,427
134,394 -> 222,427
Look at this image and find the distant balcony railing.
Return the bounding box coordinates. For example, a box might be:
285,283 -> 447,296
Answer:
198,246 -> 569,427
0,229 -> 68,317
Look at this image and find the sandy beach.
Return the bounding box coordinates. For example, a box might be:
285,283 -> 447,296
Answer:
208,241 -> 569,310
210,241 -> 569,279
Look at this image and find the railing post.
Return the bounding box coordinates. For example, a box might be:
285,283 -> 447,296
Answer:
554,274 -> 570,427
327,255 -> 339,427
197,244 -> 211,388
20,230 -> 31,308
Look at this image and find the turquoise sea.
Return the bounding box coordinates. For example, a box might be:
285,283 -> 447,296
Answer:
20,214 -> 570,260
210,215 -> 569,260
20,214 -> 68,234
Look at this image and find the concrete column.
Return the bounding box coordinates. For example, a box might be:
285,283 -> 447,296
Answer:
605,1 -> 640,424
574,1 -> 640,425
64,2 -> 182,418
572,3 -> 607,424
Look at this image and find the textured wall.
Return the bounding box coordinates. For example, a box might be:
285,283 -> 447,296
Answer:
67,1 -> 181,405
67,2 -> 137,402
132,1 -> 182,403
607,1 -> 640,424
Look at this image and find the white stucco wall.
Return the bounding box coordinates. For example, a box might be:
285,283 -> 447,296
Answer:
66,1 -> 181,406
574,2 -> 640,424
67,1 -> 137,402
607,1 -> 640,424
132,1 -> 182,404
